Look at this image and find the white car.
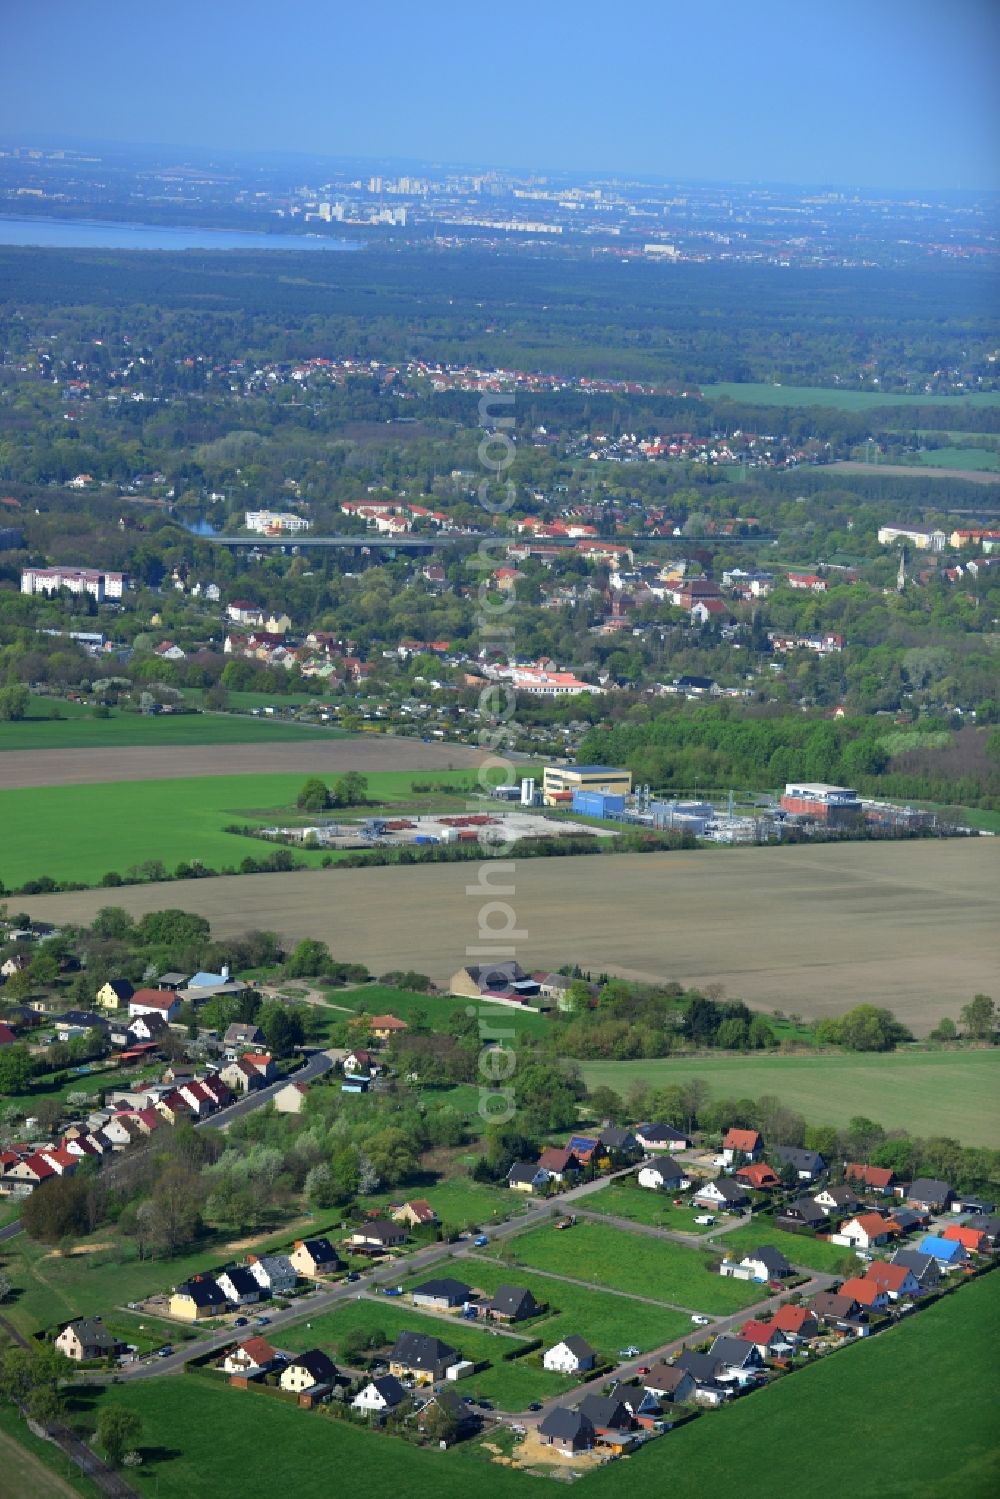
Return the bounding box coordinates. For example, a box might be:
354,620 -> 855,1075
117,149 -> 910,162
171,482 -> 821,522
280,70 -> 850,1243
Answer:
694,1214 -> 715,1225
691,1314 -> 712,1326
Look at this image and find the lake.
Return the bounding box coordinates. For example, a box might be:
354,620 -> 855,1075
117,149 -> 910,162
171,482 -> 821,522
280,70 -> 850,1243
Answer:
0,215 -> 360,252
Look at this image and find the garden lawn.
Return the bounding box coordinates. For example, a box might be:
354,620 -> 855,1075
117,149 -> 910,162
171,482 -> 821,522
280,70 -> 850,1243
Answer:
364,1177 -> 522,1230
581,1181 -> 716,1234
578,1050 -> 1000,1149
585,1272 -> 1000,1499
277,1299 -> 566,1410
0,769 -> 475,889
707,1221 -> 859,1274
335,985 -> 551,1039
453,1254 -> 691,1357
504,1220 -> 763,1314
69,1376 -> 536,1499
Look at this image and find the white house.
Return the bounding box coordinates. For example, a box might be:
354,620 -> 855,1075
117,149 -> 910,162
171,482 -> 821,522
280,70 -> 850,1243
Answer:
223,1337 -> 275,1375
280,1350 -> 337,1393
352,1375 -> 408,1416
542,1336 -> 596,1374
838,1213 -> 894,1250
127,989 -> 181,1024
246,1254 -> 297,1295
638,1161 -> 691,1191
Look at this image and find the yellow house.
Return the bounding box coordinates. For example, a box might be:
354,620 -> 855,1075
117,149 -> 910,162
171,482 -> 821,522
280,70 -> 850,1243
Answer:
96,980 -> 134,1010
168,1277 -> 228,1321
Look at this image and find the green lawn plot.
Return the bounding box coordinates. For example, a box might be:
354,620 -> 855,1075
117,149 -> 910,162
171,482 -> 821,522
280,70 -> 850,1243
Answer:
504,1220 -> 763,1314
586,1272 -> 1000,1499
0,1057 -> 164,1127
581,1180 -> 716,1235
700,382 -> 1000,411
278,1299 -> 567,1410
75,1375 -> 538,1499
706,1220 -> 859,1274
916,446 -> 1000,471
335,984 -> 550,1039
0,704 -> 326,752
364,1177 -> 523,1230
0,1405 -> 101,1499
448,1254 -> 691,1357
0,768 -> 477,889
579,1050 -> 1000,1149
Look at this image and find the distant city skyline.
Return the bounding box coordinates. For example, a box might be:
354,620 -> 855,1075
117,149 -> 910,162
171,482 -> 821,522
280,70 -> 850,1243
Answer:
3,0 -> 999,192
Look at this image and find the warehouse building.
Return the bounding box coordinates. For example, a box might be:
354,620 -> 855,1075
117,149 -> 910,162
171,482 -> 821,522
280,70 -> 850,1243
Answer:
780,782 -> 863,826
543,764 -> 632,807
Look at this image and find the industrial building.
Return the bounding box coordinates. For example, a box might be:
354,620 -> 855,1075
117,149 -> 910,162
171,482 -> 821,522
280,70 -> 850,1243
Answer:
542,764 -> 632,807
780,782 -> 864,826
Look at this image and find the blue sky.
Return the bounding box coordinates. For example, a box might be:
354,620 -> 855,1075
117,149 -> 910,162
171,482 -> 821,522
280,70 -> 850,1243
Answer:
3,0 -> 999,189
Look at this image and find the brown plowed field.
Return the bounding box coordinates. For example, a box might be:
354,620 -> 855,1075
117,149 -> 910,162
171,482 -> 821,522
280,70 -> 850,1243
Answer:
21,840 -> 1000,1032
0,738 -> 487,789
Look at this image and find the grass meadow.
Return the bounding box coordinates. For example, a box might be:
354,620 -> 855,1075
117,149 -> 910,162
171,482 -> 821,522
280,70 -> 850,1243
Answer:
707,1221 -> 860,1274
503,1220 -> 763,1314
0,699 -> 327,752
579,1050 -> 1000,1148
916,446 -> 1000,472
700,381 -> 1000,411
0,768 -> 476,888
580,1181 -> 717,1234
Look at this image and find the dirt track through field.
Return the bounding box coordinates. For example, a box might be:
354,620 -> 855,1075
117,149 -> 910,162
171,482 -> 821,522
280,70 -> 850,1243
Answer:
0,737 -> 486,789
22,840 -> 1000,1032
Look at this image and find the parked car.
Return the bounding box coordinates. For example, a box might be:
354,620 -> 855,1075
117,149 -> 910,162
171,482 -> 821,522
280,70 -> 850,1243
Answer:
383,1286 -> 403,1297
157,1345 -> 174,1358
527,1402 -> 543,1412
254,1315 -> 271,1326
637,1365 -> 650,1376
691,1314 -> 711,1326
474,1235 -> 489,1247
618,1345 -> 640,1358
346,1271 -> 361,1283
234,1317 -> 248,1326
694,1214 -> 715,1225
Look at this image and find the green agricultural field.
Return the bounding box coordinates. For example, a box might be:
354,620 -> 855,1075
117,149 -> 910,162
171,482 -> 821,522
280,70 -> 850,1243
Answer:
579,1050 -> 1000,1149
581,1181 -> 716,1234
701,381 -> 1000,411
917,446 -> 1000,472
453,1254 -> 691,1355
504,1220 -> 762,1314
336,984 -> 551,1039
278,1299 -> 567,1410
0,703 -> 326,752
587,1272 -> 1000,1499
707,1221 -> 859,1274
0,768 -> 476,889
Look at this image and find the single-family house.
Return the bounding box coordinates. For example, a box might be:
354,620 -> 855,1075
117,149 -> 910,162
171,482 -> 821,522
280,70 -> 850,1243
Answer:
388,1330 -> 458,1385
845,1163 -> 895,1194
536,1146 -> 581,1182
891,1250 -> 941,1288
352,1375 -> 408,1417
673,1350 -> 732,1405
960,1214 -> 1000,1246
485,1284 -> 539,1323
169,1276 -> 228,1321
507,1161 -> 549,1193
732,1246 -> 792,1282
771,1304 -> 820,1341
837,1276 -> 890,1312
722,1128 -> 762,1165
223,1336 -> 277,1376
392,1199 -> 439,1228
693,1178 -> 749,1211
864,1263 -> 921,1301
347,1219 -> 407,1253
886,1206 -> 927,1236
598,1126 -> 640,1158
272,1080 -> 309,1114
96,979 -> 134,1010
219,1059 -> 266,1094
280,1349 -> 338,1393
222,1022 -> 264,1058
635,1122 -> 689,1152
772,1146 -> 826,1183
576,1392 -> 636,1450
642,1362 -> 696,1404
368,1014 -> 409,1043
410,1277 -> 472,1311
917,1234 -> 966,1267
740,1320 -> 786,1359
537,1407 -> 595,1455
54,1317 -> 126,1363
128,989 -> 180,1024
811,1291 -> 866,1331
246,1253 -> 298,1295
907,1179 -> 954,1213
813,1184 -> 861,1217
709,1335 -> 764,1383
839,1212 -> 895,1250
942,1224 -> 987,1255
343,1047 -> 380,1079
289,1237 -> 343,1279
216,1266 -> 263,1306
735,1161 -> 781,1191
543,1335 -> 596,1374
637,1157 -> 690,1191
778,1196 -> 827,1231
